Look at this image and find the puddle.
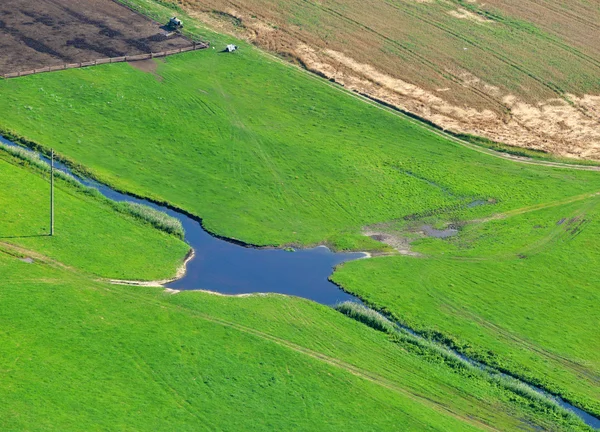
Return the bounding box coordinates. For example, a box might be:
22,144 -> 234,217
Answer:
421,224 -> 458,238
467,199 -> 487,208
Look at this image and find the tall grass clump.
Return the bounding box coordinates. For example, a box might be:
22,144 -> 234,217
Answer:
117,202 -> 184,239
335,301 -> 584,427
334,301 -> 396,333
0,141 -> 77,184
0,142 -> 184,239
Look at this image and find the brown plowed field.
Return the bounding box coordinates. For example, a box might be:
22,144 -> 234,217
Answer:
173,0 -> 600,160
0,0 -> 190,75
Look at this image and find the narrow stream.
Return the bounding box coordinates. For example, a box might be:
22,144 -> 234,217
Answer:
0,136 -> 363,305
1,136 -> 598,429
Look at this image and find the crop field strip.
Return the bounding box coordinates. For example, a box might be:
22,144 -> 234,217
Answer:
352,0 -> 600,108
456,0 -> 600,70
489,0 -> 600,46
263,0 -> 511,116
181,0 -> 600,99
386,2 -> 572,98
173,0 -> 600,158
295,0 -> 513,113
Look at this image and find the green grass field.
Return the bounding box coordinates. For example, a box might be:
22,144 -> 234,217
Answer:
3,148 -> 590,430
0,0 -> 599,429
1,44 -> 599,250
0,247 -> 591,431
0,149 -> 188,280
333,195 -> 600,415
0,156 -> 582,430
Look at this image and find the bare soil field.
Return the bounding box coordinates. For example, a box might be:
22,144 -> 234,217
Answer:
0,0 -> 191,75
173,0 -> 600,160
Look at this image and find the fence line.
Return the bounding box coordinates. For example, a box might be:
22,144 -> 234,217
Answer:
1,42 -> 209,79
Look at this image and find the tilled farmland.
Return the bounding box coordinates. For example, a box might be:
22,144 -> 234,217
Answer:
0,0 -> 191,75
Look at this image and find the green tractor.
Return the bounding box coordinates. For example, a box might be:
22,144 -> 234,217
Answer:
167,16 -> 183,31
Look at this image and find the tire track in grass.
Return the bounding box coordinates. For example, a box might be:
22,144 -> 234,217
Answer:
478,190 -> 600,223
385,2 -> 566,96
2,238 -> 493,430
527,0 -> 600,33
451,194 -> 600,263
446,304 -> 600,388
123,291 -> 499,432
390,0 -> 600,120
489,5 -> 600,72
450,0 -> 600,70
126,347 -> 217,429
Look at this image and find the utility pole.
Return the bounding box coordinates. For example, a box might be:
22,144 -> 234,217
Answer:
50,149 -> 54,236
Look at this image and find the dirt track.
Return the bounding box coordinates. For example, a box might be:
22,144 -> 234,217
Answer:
0,0 -> 191,74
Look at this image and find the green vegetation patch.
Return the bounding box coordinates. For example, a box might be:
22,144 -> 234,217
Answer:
0,250 -> 590,431
0,46 -> 599,250
333,196 -> 600,416
0,1 -> 599,427
0,148 -> 188,280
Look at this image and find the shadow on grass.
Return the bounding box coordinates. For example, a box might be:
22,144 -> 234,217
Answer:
0,234 -> 50,239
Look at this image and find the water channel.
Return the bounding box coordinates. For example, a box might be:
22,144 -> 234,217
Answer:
1,136 -> 598,429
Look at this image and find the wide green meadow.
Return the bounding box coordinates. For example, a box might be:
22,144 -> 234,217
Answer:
0,0 -> 599,429
0,228 -> 588,430
1,39 -> 599,249
1,153 -> 584,431
0,149 -> 188,280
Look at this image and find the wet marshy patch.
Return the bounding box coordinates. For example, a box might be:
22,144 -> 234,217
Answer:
421,224 -> 458,238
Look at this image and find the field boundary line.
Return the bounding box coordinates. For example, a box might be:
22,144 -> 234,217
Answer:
1,42 -> 209,79
250,45 -> 600,172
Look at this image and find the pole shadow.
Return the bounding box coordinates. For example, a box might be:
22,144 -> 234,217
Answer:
0,234 -> 50,239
